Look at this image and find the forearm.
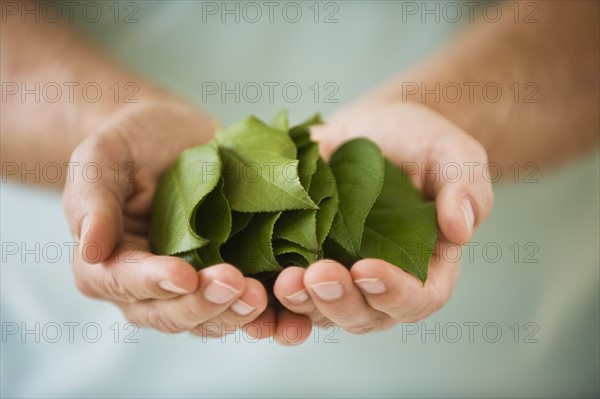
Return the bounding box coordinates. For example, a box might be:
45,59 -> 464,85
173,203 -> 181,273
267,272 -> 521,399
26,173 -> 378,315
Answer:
362,0 -> 599,170
0,6 -> 200,186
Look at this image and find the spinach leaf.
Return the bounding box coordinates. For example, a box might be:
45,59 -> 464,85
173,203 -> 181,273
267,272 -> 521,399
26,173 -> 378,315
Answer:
216,116 -> 317,212
360,159 -> 438,283
221,212 -> 283,275
148,142 -> 222,256
328,138 -> 385,260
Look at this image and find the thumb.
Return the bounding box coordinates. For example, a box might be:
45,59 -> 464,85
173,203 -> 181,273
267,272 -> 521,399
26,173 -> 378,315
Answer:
424,134 -> 494,245
63,131 -> 132,263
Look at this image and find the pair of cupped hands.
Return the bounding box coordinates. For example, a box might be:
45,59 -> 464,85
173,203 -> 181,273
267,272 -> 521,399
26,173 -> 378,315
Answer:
63,97 -> 493,345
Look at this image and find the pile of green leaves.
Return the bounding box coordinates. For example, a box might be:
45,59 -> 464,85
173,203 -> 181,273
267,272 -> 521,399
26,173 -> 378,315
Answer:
148,111 -> 438,283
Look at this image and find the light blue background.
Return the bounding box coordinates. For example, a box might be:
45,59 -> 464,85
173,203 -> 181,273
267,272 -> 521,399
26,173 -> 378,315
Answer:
2,1 -> 599,397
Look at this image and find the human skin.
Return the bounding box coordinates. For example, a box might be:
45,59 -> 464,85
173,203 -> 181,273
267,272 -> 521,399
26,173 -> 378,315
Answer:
1,1 -> 598,343
270,0 -> 599,342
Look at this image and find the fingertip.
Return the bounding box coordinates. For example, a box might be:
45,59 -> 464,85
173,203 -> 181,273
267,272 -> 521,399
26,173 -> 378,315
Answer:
351,259 -> 392,296
303,259 -> 347,287
237,277 -> 269,316
273,266 -> 306,302
154,256 -> 199,295
436,191 -> 472,245
243,307 -> 277,340
275,310 -> 312,346
350,258 -> 392,281
350,258 -> 420,294
199,263 -> 246,295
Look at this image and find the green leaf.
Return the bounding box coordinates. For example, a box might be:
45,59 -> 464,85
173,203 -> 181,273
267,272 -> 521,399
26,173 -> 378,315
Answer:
322,237 -> 353,267
270,122 -> 326,256
216,115 -> 297,159
276,253 -> 310,268
221,212 -> 283,275
328,138 -> 385,260
315,196 -> 338,247
270,109 -> 289,132
289,113 -> 323,148
273,157 -> 337,254
310,158 -> 339,246
149,112 -> 437,285
179,250 -> 204,269
297,142 -> 320,190
215,116 -> 317,212
194,178 -> 231,267
230,211 -> 253,237
360,159 -> 438,283
273,239 -> 317,266
273,210 -> 318,252
148,142 -> 222,256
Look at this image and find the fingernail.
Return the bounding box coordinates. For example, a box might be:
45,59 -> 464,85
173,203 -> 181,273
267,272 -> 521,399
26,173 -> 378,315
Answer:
159,281 -> 189,295
310,281 -> 343,301
285,289 -> 309,305
230,299 -> 255,316
460,197 -> 475,236
354,278 -> 386,294
80,215 -> 90,243
204,279 -> 239,304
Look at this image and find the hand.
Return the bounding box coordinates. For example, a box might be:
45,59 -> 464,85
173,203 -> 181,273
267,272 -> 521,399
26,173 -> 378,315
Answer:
271,101 -> 494,338
63,100 -> 269,337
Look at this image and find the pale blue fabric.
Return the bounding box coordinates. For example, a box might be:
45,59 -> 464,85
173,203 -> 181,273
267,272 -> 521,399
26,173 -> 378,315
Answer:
1,1 -> 598,397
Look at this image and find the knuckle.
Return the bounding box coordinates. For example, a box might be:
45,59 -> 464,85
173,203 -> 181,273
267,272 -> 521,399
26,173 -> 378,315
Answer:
102,272 -> 134,303
346,315 -> 388,335
323,305 -> 357,322
144,307 -> 185,334
186,292 -> 221,320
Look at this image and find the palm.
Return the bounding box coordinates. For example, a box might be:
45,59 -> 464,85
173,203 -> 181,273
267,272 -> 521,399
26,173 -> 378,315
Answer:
64,101 -> 271,337
270,101 -> 493,337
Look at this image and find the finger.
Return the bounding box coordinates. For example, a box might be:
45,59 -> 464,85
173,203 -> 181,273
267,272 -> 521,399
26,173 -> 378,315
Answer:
424,133 -> 494,245
63,131 -> 133,263
350,241 -> 460,322
243,306 -> 277,341
274,309 -> 313,346
120,264 -> 245,333
190,277 -> 268,337
273,267 -> 320,317
304,260 -> 394,334
73,242 -> 199,303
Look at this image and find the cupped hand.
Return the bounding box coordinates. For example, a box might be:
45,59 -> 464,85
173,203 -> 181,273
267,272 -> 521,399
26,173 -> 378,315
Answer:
270,101 -> 494,342
63,100 -> 268,336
